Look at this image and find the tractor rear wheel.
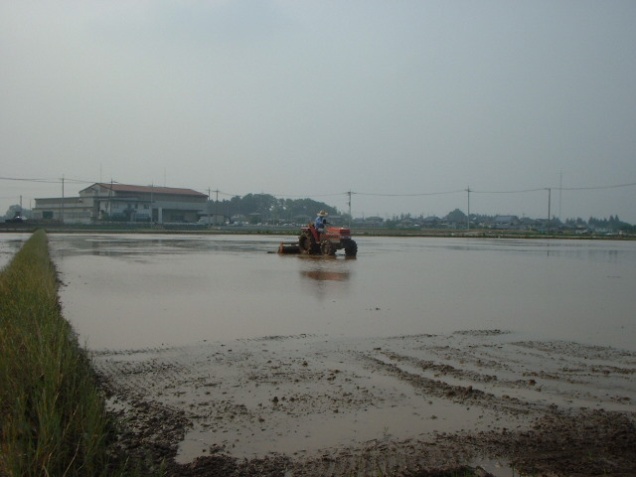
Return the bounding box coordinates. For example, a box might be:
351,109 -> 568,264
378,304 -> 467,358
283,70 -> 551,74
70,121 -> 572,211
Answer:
320,240 -> 335,256
298,232 -> 313,254
344,239 -> 358,257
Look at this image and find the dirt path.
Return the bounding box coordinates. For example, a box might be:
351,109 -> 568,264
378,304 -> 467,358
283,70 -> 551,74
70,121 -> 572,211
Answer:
93,330 -> 636,476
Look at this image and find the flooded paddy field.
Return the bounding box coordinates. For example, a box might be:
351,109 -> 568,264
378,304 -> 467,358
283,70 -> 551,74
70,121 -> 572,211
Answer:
5,232 -> 636,475
0,232 -> 32,269
49,233 -> 636,351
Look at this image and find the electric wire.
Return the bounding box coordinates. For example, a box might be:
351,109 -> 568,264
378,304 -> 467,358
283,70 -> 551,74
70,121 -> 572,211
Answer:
1,175 -> 635,201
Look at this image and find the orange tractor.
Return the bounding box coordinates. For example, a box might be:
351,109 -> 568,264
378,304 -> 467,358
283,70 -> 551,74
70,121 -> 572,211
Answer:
278,223 -> 358,257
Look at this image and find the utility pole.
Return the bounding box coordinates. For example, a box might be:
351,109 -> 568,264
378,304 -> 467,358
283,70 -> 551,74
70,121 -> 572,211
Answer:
546,188 -> 551,223
559,171 -> 563,220
61,175 -> 65,224
214,189 -> 219,225
207,188 -> 211,225
466,186 -> 471,231
150,183 -> 154,223
347,191 -> 352,228
206,189 -> 219,225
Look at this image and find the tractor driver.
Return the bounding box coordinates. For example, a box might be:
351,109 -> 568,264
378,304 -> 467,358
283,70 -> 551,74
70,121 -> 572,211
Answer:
315,210 -> 328,234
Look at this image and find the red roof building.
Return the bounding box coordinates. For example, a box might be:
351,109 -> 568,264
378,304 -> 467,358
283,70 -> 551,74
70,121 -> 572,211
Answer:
34,183 -> 208,224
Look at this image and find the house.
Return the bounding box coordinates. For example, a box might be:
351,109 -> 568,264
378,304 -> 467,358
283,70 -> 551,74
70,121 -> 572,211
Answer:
33,183 -> 208,224
421,216 -> 442,228
493,215 -> 520,229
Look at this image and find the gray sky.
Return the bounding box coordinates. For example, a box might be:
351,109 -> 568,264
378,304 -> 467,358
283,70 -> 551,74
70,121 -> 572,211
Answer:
2,1 -> 635,222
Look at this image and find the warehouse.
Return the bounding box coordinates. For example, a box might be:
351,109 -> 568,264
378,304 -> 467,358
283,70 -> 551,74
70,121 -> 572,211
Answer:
33,183 -> 208,224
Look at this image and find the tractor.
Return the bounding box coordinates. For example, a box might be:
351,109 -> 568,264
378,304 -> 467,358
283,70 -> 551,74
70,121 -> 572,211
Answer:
278,223 -> 358,257
299,223 -> 358,257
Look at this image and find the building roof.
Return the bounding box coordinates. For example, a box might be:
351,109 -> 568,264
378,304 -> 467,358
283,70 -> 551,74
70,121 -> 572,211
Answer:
82,183 -> 208,198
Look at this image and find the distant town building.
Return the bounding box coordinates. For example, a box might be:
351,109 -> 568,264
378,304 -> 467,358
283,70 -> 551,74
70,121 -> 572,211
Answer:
33,183 -> 208,224
493,215 -> 520,229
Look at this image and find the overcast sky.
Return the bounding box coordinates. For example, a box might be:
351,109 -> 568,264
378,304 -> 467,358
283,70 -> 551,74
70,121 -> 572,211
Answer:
1,1 -> 635,222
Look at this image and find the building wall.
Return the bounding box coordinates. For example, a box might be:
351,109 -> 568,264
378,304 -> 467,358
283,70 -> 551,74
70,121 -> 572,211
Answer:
32,197 -> 93,224
35,184 -> 208,224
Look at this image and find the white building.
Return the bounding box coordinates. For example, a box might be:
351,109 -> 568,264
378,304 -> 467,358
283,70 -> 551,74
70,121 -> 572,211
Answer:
33,183 -> 208,224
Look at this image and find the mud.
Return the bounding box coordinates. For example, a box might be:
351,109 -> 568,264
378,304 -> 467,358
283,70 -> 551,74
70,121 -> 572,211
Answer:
93,330 -> 636,476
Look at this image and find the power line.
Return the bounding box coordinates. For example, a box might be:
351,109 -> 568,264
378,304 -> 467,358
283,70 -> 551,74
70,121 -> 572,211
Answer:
0,175 -> 95,185
260,192 -> 348,199
352,189 -> 465,197
352,181 -> 636,198
0,176 -> 60,184
1,175 -> 635,199
471,187 -> 546,194
560,182 -> 636,191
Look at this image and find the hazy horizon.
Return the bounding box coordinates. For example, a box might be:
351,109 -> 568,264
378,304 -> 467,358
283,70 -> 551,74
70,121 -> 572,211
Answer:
2,1 -> 635,222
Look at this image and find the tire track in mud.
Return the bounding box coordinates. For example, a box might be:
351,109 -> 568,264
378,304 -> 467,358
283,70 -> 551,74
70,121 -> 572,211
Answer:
360,352 -> 536,418
501,340 -> 636,410
92,331 -> 636,477
379,332 -> 636,413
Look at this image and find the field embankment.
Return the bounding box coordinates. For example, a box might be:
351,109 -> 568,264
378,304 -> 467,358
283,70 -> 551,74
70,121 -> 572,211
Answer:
0,230 -> 123,476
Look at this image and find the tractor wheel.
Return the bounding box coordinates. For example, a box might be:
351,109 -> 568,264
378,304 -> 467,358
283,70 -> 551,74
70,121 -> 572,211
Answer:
320,240 -> 335,256
298,232 -> 313,254
344,239 -> 358,257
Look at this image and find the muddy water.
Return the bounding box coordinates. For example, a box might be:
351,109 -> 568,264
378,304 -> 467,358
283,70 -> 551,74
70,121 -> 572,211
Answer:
0,232 -> 31,270
48,233 -> 636,351
44,233 -> 636,470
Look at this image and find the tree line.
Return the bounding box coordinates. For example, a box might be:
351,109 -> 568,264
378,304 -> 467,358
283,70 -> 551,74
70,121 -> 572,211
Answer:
205,194 -> 340,224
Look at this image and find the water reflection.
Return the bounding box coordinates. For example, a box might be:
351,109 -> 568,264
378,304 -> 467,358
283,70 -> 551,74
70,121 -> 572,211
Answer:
416,238 -> 636,264
0,233 -> 30,269
296,256 -> 354,301
301,269 -> 350,282
48,234 -> 636,351
52,233 -> 282,259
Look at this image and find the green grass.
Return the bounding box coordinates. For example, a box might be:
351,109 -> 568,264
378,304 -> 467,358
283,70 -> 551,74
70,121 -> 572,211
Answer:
0,230 -> 121,476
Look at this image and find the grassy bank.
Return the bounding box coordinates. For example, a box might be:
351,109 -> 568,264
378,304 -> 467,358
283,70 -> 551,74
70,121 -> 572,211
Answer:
0,230 -> 115,476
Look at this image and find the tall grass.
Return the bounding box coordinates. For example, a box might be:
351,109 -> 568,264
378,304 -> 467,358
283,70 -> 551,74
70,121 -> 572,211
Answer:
0,230 -> 114,476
